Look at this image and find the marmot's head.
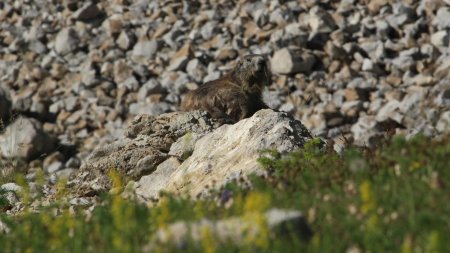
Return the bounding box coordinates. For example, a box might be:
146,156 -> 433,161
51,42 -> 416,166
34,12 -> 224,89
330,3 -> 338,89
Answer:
233,54 -> 272,94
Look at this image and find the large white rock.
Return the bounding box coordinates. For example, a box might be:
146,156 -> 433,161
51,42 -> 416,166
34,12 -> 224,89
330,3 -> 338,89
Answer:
136,109 -> 314,200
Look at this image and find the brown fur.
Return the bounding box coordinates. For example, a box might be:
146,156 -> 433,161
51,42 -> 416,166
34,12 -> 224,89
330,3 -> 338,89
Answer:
180,54 -> 271,122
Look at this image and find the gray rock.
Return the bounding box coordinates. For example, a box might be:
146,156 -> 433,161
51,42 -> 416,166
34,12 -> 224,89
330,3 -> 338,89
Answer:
391,55 -> 415,71
64,97 -> 78,112
168,56 -> 190,72
435,89 -> 450,107
436,111 -> 450,133
165,93 -> 181,104
308,7 -> 337,33
203,71 -> 221,83
435,7 -> 450,29
186,59 -> 207,83
426,108 -> 439,123
136,157 -> 181,201
0,117 -> 56,161
116,30 -> 136,50
430,30 -> 449,48
162,28 -> 184,49
70,111 -> 223,196
271,48 -> 316,74
200,21 -> 219,40
28,40 -> 48,54
248,4 -> 268,27
54,28 -> 79,55
46,161 -> 64,174
161,72 -> 192,94
434,57 -> 450,79
1,183 -> 22,193
270,7 -> 294,25
72,2 -> 103,21
55,168 -> 77,179
119,76 -> 140,92
128,102 -> 171,116
403,73 -> 435,87
361,41 -> 386,61
150,209 -> 312,249
49,100 -> 65,114
279,103 -> 295,113
362,59 -> 383,75
81,64 -> 99,87
132,40 -> 159,59
69,197 -> 91,206
113,59 -> 133,84
421,43 -> 440,60
270,24 -> 308,48
65,157 -> 81,168
341,100 -> 363,117
325,41 -> 348,61
400,87 -> 427,114
376,100 -> 403,124
351,115 -> 380,146
168,132 -> 203,160
376,20 -> 394,38
137,79 -> 162,102
163,110 -> 314,198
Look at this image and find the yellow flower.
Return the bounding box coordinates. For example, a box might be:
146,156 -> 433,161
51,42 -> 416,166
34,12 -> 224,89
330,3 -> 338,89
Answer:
201,226 -> 216,253
244,192 -> 271,213
409,161 -> 422,171
242,192 -> 271,249
359,181 -> 375,214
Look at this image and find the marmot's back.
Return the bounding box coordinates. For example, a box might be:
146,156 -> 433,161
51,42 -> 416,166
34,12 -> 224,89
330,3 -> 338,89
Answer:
180,55 -> 271,123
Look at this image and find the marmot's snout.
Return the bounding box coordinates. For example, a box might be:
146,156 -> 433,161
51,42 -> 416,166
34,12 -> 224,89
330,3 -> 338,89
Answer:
253,56 -> 266,72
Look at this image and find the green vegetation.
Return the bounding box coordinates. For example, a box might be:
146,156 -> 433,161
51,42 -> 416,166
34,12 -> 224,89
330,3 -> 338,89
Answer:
0,135 -> 449,252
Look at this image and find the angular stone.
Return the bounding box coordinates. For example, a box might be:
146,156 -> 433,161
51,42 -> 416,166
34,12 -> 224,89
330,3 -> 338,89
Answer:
430,30 -> 449,48
436,111 -> 450,133
137,79 -> 162,102
54,28 -> 79,55
435,7 -> 450,29
168,43 -> 193,71
0,117 -> 56,161
132,40 -> 159,59
308,7 -> 337,33
117,30 -> 136,50
271,48 -> 315,74
128,102 -> 171,116
186,59 -> 207,83
376,100 -> 401,122
72,2 -> 103,21
136,157 -> 181,201
368,0 -> 389,14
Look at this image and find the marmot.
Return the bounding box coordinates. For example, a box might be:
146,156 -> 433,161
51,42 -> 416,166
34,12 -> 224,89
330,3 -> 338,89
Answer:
180,54 -> 271,122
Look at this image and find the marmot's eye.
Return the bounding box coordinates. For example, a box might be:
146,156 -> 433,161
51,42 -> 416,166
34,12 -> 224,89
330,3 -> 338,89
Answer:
246,58 -> 251,62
